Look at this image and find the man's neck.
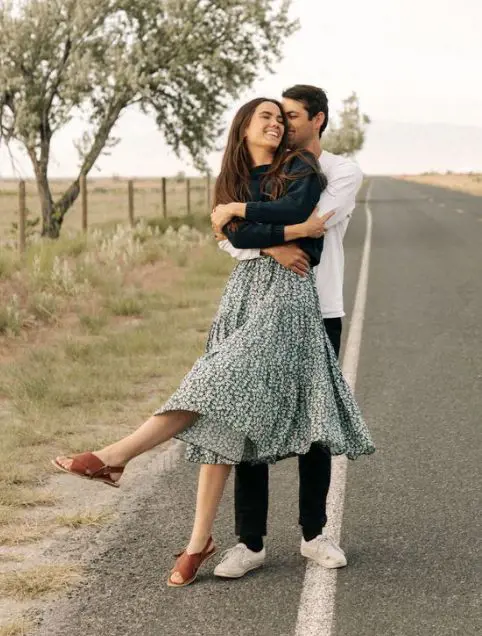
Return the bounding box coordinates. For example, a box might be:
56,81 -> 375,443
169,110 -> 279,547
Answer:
303,138 -> 322,159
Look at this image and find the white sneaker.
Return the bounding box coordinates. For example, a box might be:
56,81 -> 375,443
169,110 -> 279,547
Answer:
214,543 -> 266,578
300,534 -> 347,569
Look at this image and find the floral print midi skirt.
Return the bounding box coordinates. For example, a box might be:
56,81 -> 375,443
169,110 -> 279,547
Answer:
154,257 -> 375,464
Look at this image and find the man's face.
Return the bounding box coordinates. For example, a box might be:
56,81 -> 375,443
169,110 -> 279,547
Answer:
282,97 -> 324,149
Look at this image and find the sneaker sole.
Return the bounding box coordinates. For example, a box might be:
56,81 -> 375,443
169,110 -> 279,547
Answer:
214,561 -> 265,579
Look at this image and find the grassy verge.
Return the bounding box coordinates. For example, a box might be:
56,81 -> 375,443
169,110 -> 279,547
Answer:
0,565 -> 83,600
0,220 -> 232,519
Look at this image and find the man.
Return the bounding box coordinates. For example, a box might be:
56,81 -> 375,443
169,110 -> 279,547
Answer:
214,85 -> 363,578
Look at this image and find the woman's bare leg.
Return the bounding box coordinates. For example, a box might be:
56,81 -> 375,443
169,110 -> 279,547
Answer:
171,463 -> 232,584
187,464 -> 232,552
55,410 -> 198,475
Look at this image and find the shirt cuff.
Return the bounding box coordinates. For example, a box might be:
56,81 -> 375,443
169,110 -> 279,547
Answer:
271,225 -> 285,245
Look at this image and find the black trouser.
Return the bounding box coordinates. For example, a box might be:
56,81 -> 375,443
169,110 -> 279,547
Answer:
234,317 -> 342,539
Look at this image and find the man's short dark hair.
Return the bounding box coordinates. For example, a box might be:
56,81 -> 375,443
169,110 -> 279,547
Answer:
282,84 -> 329,137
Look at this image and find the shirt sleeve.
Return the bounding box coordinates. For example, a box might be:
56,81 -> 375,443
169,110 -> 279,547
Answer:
221,219 -> 286,249
217,239 -> 261,261
318,161 -> 363,228
245,157 -> 324,225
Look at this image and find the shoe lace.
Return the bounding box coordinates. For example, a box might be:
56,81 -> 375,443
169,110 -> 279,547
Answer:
314,535 -> 338,553
218,544 -> 246,564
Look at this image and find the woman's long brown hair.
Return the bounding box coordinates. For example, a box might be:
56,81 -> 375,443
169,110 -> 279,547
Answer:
214,98 -> 323,207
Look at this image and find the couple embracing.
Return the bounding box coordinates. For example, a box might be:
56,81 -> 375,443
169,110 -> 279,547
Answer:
53,84 -> 374,587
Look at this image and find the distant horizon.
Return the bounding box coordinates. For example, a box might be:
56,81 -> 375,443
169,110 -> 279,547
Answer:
1,170 -> 481,183
1,118 -> 482,180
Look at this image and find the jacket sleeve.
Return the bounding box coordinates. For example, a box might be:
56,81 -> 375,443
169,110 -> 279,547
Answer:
221,219 -> 286,249
245,157 -> 324,225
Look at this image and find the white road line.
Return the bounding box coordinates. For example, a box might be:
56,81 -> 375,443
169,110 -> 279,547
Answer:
439,202 -> 446,208
295,181 -> 374,636
456,209 -> 464,214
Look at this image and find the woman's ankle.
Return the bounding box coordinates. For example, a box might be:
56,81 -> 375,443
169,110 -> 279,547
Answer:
95,449 -> 127,468
186,534 -> 212,554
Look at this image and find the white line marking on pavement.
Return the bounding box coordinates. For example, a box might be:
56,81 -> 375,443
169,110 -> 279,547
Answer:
295,181 -> 374,636
439,202 -> 446,208
456,209 -> 464,214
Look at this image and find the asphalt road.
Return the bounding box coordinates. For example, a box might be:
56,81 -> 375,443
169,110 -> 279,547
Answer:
37,178 -> 482,636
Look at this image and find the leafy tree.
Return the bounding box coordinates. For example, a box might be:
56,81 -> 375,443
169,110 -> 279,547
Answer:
0,0 -> 297,237
323,92 -> 370,156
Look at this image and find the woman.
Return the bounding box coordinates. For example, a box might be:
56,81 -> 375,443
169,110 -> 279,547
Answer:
53,98 -> 374,587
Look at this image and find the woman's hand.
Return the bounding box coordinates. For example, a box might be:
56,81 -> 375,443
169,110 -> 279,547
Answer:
302,209 -> 335,238
211,202 -> 246,233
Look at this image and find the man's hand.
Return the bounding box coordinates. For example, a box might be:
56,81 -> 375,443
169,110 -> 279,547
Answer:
211,202 -> 246,233
211,204 -> 236,234
262,243 -> 310,276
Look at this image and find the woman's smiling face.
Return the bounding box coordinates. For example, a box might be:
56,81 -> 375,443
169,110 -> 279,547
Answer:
244,101 -> 285,153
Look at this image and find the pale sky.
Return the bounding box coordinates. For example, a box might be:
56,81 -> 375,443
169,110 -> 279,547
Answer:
1,0 -> 481,178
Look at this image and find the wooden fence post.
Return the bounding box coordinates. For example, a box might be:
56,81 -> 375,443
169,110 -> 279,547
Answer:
161,177 -> 167,218
18,180 -> 26,254
186,178 -> 191,215
128,179 -> 135,226
80,175 -> 88,232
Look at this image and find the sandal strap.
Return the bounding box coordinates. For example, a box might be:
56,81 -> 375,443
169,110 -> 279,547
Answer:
172,551 -> 204,582
69,452 -> 124,479
171,537 -> 214,583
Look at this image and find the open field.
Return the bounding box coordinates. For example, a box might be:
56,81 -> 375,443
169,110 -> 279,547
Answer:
0,176 -> 213,241
0,223 -> 228,508
395,172 -> 482,196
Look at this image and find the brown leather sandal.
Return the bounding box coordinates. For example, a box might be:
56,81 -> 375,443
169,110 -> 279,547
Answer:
167,537 -> 216,587
51,452 -> 124,488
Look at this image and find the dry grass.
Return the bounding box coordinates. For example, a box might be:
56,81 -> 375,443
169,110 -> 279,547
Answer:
0,228 -> 232,512
0,489 -> 57,509
396,172 -> 482,196
0,555 -> 24,564
0,521 -> 50,547
0,507 -> 16,526
0,176 -> 213,240
0,506 -> 52,546
0,619 -> 33,636
0,564 -> 82,600
55,511 -> 113,529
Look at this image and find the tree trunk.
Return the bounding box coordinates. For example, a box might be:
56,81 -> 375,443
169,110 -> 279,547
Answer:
34,168 -> 63,238
29,99 -> 126,239
33,158 -> 81,238
41,201 -> 64,239
47,182 -> 81,238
